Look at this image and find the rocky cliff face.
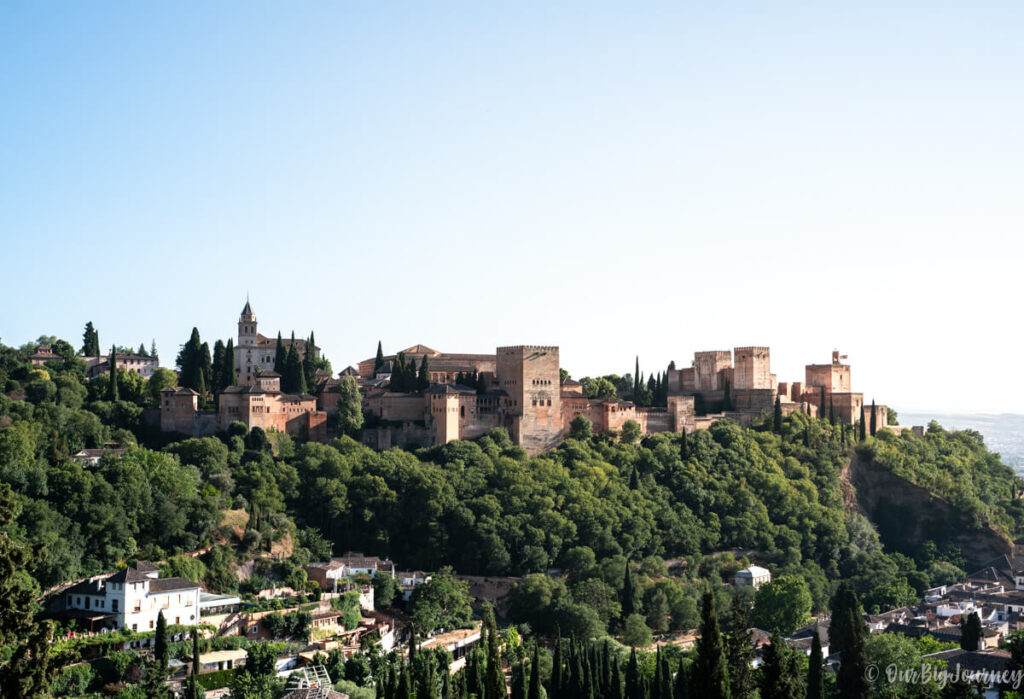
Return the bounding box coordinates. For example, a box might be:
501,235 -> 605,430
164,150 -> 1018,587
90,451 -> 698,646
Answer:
842,453 -> 1011,569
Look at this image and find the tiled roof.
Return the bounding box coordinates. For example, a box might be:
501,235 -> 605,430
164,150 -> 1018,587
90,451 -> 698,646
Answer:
107,567 -> 151,584
149,577 -> 200,592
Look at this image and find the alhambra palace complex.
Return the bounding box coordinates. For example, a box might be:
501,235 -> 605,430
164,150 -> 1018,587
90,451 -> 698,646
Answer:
160,302 -> 893,454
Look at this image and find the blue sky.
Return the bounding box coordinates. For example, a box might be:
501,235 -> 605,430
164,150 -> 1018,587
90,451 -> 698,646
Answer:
2,2 -> 1022,413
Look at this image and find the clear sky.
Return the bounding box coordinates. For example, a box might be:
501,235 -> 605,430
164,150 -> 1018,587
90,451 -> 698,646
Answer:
2,2 -> 1022,413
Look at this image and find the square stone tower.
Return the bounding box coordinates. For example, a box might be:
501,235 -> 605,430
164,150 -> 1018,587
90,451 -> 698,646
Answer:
496,346 -> 561,454
733,347 -> 772,390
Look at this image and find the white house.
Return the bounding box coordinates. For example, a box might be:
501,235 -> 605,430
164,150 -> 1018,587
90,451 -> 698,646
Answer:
62,562 -> 201,633
735,565 -> 772,590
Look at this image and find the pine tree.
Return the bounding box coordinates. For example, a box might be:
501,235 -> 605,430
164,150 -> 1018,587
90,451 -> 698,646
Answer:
726,596 -> 754,699
224,339 -> 236,387
691,589 -> 730,698
274,332 -> 287,375
375,341 -> 386,373
622,563 -> 637,617
807,630 -> 824,699
418,356 -> 431,391
155,611 -> 169,672
108,346 -> 118,401
773,396 -> 783,433
648,589 -> 670,633
870,399 -> 877,436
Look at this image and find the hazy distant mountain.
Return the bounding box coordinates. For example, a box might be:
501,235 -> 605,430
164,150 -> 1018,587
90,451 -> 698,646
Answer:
900,412 -> 1024,471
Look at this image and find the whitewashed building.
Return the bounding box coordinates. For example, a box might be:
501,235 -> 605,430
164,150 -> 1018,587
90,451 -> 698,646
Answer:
62,562 -> 201,632
735,565 -> 772,590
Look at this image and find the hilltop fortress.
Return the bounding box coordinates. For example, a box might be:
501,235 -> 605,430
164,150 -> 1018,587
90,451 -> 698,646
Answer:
159,303 -> 891,454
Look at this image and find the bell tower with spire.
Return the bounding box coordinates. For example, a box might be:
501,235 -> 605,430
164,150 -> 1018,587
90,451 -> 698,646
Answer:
238,299 -> 257,348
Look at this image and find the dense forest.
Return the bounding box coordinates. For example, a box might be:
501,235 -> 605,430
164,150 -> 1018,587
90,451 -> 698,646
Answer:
2,333 -> 1024,696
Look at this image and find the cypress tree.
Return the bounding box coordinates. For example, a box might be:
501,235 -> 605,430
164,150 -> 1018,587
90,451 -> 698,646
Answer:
191,628 -> 200,677
691,590 -> 730,699
224,339 -> 235,387
303,332 -> 317,389
375,341 -> 386,373
672,661 -> 688,699
961,612 -> 982,651
819,389 -> 826,421
621,563 -> 637,617
138,343 -> 148,356
859,404 -> 866,441
510,662 -> 524,699
634,356 -> 640,396
723,379 -> 732,411
773,396 -> 783,433
625,648 -> 642,699
398,666 -> 412,699
659,654 -> 672,699
870,399 -> 877,436
199,342 -> 213,393
418,356 -> 431,391
654,649 -> 663,699
82,321 -> 100,357
807,630 -> 824,699
725,596 -> 754,699
408,358 -> 418,392
629,465 -> 640,490
274,332 -> 287,375
527,644 -> 541,699
108,346 -> 118,401
552,634 -> 563,696
611,655 -> 624,699
154,611 -> 168,672
195,366 -> 206,406
758,633 -> 800,699
836,606 -> 869,699
212,340 -> 226,392
829,400 -> 836,426
483,604 -> 505,699
443,669 -> 453,699
150,339 -> 158,359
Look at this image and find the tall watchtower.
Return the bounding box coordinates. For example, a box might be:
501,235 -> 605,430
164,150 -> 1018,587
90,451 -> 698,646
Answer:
238,300 -> 258,348
496,345 -> 561,454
